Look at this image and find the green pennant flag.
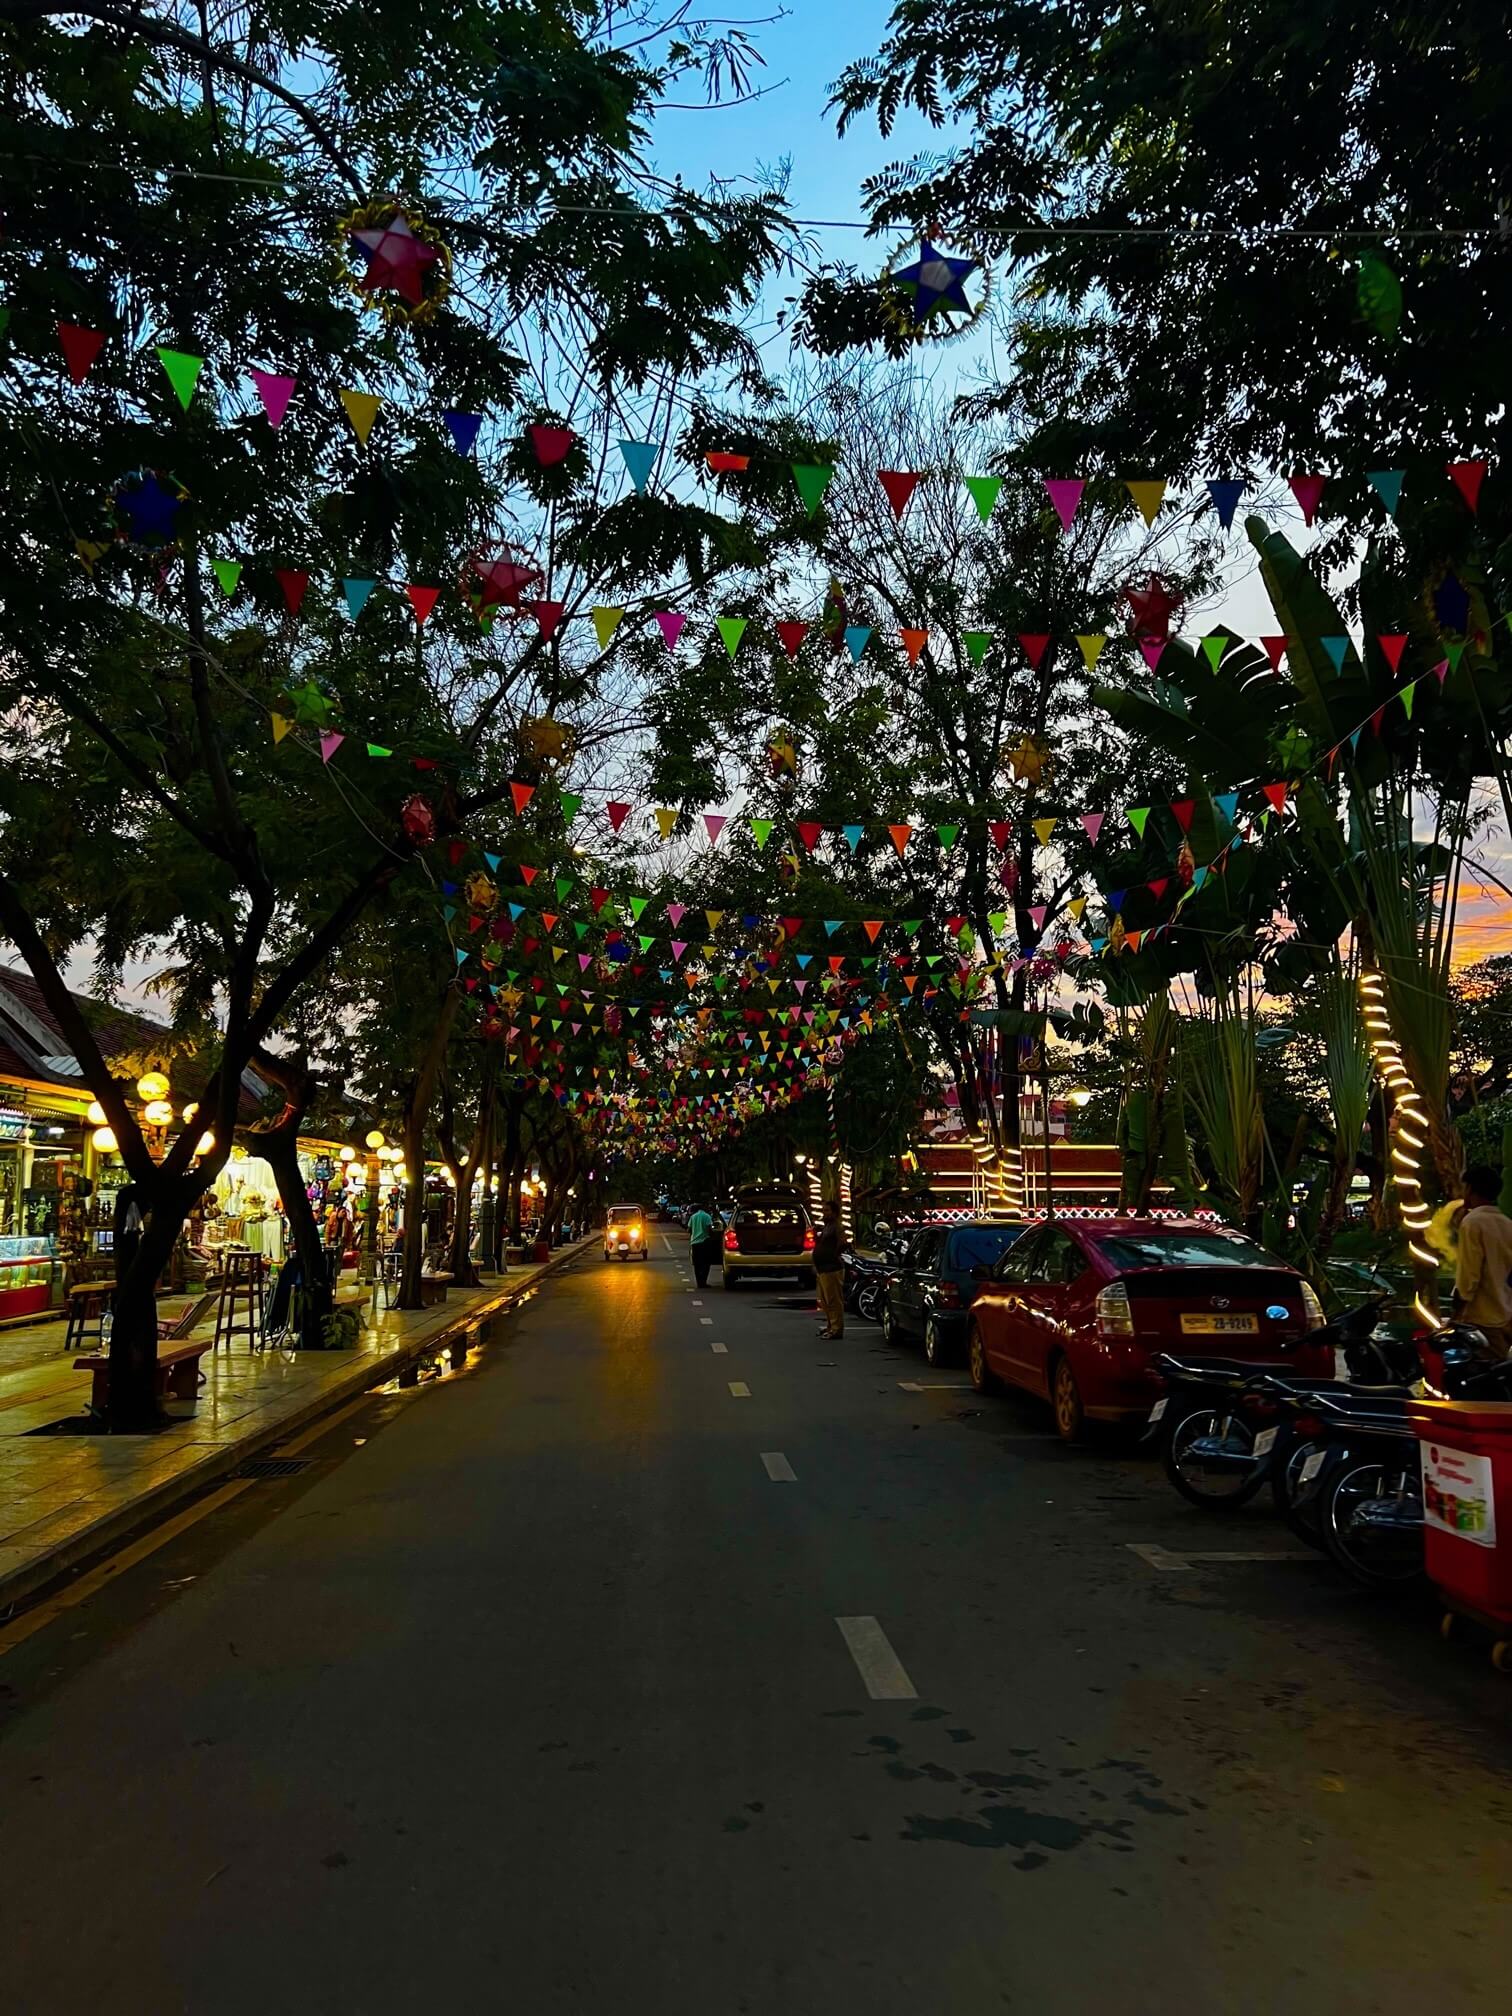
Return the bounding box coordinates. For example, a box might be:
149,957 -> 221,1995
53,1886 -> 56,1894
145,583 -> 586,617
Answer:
1400,681 -> 1417,720
964,475 -> 1001,523
964,631 -> 992,668
555,876 -> 574,901
559,790 -> 582,821
716,616 -> 747,658
211,558 -> 242,597
574,922 -> 589,940
751,818 -> 773,849
1445,639 -> 1468,672
1126,807 -> 1150,837
156,346 -> 204,410
629,896 -> 648,921
1201,634 -> 1227,674
791,463 -> 834,517
638,935 -> 656,953
366,742 -> 392,758
988,910 -> 1008,934
937,823 -> 959,849
902,919 -> 922,936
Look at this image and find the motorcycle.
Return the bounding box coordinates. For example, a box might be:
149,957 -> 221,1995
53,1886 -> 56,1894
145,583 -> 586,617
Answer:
843,1246 -> 888,1322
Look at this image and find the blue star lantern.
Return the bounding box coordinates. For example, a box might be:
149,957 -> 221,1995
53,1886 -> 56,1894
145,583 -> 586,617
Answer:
113,470 -> 185,546
890,240 -> 980,329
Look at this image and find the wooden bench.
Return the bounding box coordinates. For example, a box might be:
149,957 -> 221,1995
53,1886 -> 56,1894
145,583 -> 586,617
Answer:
418,1273 -> 453,1307
74,1340 -> 211,1416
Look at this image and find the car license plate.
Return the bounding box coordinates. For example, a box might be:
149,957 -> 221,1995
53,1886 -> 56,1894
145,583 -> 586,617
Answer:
1300,1448 -> 1327,1483
1178,1313 -> 1259,1335
1148,1397 -> 1168,1423
1252,1426 -> 1278,1458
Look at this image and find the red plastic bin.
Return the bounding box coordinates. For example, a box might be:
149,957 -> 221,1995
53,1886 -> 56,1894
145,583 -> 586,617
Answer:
1408,1398 -> 1512,1625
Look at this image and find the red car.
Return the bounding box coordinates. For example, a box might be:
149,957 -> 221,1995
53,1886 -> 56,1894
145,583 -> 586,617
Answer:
966,1216 -> 1330,1441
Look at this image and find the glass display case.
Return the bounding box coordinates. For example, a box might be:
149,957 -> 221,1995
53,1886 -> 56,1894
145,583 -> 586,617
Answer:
0,1233 -> 63,1319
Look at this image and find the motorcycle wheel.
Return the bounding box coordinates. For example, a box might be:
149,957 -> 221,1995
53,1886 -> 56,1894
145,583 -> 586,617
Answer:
1272,1438 -> 1329,1550
856,1280 -> 882,1323
1320,1456 -> 1425,1589
1161,1406 -> 1271,1510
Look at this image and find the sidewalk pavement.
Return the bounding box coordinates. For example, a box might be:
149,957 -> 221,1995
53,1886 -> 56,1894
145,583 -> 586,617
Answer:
0,1239 -> 592,1617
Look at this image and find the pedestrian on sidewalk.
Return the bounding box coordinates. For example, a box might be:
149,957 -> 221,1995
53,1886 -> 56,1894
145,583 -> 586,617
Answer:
689,1202 -> 720,1289
814,1200 -> 845,1340
1452,1163 -> 1512,1358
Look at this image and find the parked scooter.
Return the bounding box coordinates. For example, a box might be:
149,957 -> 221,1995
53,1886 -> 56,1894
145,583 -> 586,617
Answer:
843,1246 -> 888,1322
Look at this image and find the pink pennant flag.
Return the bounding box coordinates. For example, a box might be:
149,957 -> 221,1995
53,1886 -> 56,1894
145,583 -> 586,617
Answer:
655,611 -> 687,650
1080,812 -> 1104,846
1028,906 -> 1047,931
1377,634 -> 1409,674
319,731 -> 344,764
667,903 -> 686,926
1138,637 -> 1165,671
1043,478 -> 1085,532
704,813 -> 726,843
1433,658 -> 1450,685
671,941 -> 687,961
578,953 -> 594,971
1447,460 -> 1487,514
250,368 -> 296,429
606,801 -> 631,833
1289,474 -> 1327,527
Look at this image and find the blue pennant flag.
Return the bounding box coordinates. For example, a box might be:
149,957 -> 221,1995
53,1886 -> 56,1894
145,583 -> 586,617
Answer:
618,440 -> 657,493
443,411 -> 483,456
1321,636 -> 1351,674
842,824 -> 864,852
844,625 -> 872,663
343,577 -> 376,620
1205,478 -> 1245,530
508,902 -> 525,920
1367,470 -> 1404,519
824,920 -> 843,937
483,851 -> 501,872
1214,791 -> 1239,828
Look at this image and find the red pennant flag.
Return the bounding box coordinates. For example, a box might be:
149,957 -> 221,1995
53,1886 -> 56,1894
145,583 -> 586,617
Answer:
988,820 -> 1012,850
863,920 -> 883,943
531,599 -> 565,641
1377,634 -> 1409,673
467,914 -> 483,934
447,840 -> 468,867
542,913 -> 558,931
946,914 -> 964,935
1017,633 -> 1051,669
1370,706 -> 1387,737
510,781 -> 535,814
900,628 -> 928,663
1260,636 -> 1289,672
888,823 -> 913,857
796,820 -> 824,853
57,322 -> 106,385
605,801 -> 631,833
706,451 -> 750,473
1262,782 -> 1289,815
275,568 -> 309,617
1447,460 -> 1487,514
1148,878 -> 1168,901
781,916 -> 802,938
405,584 -> 439,626
878,470 -> 921,519
1169,799 -> 1195,831
528,423 -> 575,467
1289,474 -> 1327,526
776,621 -> 809,658
589,886 -> 610,913
519,864 -> 538,885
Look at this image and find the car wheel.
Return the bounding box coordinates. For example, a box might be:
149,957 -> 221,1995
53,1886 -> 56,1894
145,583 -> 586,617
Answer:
967,1323 -> 996,1393
1050,1354 -> 1086,1443
923,1317 -> 951,1367
880,1300 -> 898,1347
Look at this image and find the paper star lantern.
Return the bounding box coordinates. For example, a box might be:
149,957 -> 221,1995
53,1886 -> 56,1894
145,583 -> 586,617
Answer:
339,200 -> 451,325
463,544 -> 543,618
884,239 -> 985,339
110,468 -> 188,547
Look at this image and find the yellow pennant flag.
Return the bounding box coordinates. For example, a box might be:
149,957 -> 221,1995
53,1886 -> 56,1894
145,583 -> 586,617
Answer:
339,387 -> 381,444
1125,479 -> 1167,527
1068,896 -> 1087,922
705,909 -> 724,931
271,712 -> 293,743
552,945 -> 567,962
1033,817 -> 1056,846
591,606 -> 624,649
653,807 -> 678,840
766,977 -> 781,994
1075,633 -> 1107,672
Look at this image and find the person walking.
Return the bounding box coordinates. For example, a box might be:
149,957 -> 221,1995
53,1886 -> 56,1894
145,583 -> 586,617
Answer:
813,1199 -> 845,1340
1453,1163 -> 1512,1357
688,1201 -> 721,1290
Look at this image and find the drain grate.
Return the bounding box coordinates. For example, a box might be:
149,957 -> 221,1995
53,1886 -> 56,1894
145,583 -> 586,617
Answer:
235,1456 -> 311,1480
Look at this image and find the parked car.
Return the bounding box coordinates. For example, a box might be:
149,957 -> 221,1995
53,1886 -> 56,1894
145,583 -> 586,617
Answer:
604,1203 -> 650,1261
966,1216 -> 1331,1441
881,1218 -> 1027,1365
722,1187 -> 815,1290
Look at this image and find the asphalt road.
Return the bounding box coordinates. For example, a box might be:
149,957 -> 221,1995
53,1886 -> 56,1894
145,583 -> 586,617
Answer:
2,1238 -> 1511,2015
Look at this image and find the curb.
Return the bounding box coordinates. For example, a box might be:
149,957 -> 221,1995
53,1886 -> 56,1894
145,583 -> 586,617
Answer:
0,1239 -> 590,1620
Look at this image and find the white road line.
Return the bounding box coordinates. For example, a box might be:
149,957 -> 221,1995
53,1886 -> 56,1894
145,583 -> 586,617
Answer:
761,1452 -> 797,1481
691,1298 -> 703,1306
728,1380 -> 751,1397
897,1381 -> 974,1392
1127,1542 -> 1314,1573
835,1616 -> 917,1701
699,1317 -> 713,1325
710,1340 -> 728,1354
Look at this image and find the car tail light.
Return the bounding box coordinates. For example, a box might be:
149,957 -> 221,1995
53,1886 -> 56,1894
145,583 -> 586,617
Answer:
1300,1281 -> 1326,1331
934,1281 -> 961,1310
1095,1281 -> 1135,1337
802,1226 -> 815,1251
724,1227 -> 739,1252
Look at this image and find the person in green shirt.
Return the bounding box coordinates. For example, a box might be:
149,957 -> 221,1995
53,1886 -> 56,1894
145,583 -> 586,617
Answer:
688,1203 -> 720,1288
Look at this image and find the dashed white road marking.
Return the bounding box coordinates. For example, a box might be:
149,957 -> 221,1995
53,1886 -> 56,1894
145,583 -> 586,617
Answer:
761,1452 -> 797,1482
836,1617 -> 917,1701
728,1381 -> 751,1398
1127,1542 -> 1314,1573
699,1317 -> 713,1326
710,1340 -> 728,1354
692,1298 -> 703,1306
897,1381 -> 974,1393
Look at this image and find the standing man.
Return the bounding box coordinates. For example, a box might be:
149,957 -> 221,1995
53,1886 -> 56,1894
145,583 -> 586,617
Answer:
1453,1163 -> 1512,1357
813,1199 -> 845,1341
688,1200 -> 720,1290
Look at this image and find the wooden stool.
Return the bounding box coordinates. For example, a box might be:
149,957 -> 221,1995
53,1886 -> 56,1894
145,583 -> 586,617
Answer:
213,1249 -> 267,1353
63,1280 -> 114,1354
